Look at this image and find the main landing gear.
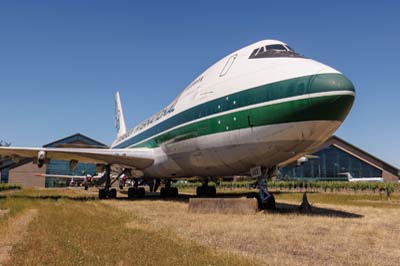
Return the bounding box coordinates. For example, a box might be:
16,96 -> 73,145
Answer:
98,165 -> 118,199
196,179 -> 216,197
249,167 -> 276,210
149,179 -> 161,193
98,166 -> 136,199
160,179 -> 178,197
128,179 -> 146,199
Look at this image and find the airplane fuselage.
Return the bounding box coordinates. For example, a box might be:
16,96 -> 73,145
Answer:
111,40 -> 355,178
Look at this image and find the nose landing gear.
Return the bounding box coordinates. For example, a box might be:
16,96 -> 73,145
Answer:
248,166 -> 276,210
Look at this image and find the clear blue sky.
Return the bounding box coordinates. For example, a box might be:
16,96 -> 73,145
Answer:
0,0 -> 399,167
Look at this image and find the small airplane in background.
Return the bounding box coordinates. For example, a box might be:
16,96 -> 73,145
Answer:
34,171 -> 134,190
338,172 -> 384,182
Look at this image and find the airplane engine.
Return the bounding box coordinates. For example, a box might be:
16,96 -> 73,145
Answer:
118,174 -> 128,189
297,156 -> 309,166
69,178 -> 76,187
37,151 -> 46,168
84,176 -> 90,190
85,175 -> 92,183
297,155 -> 319,166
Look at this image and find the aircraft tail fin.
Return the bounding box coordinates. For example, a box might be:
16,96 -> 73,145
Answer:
115,91 -> 127,138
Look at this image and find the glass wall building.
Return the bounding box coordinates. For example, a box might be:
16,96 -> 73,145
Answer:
45,160 -> 98,187
43,134 -> 107,188
280,145 -> 382,181
1,166 -> 9,183
280,136 -> 399,181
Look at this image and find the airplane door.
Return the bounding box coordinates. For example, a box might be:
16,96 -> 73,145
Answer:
219,54 -> 237,77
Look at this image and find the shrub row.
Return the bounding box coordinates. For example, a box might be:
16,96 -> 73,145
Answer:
267,181 -> 398,194
0,184 -> 22,191
174,180 -> 399,195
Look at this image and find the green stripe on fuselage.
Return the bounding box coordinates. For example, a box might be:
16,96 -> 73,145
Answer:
114,73 -> 355,149
133,94 -> 354,148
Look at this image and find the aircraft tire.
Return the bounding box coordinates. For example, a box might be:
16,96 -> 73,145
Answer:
206,186 -> 216,197
109,188 -> 117,199
196,186 -> 215,197
128,187 -> 136,199
160,187 -> 166,197
256,193 -> 276,210
160,187 -> 178,197
98,189 -> 107,199
196,186 -> 205,197
138,187 -> 145,198
171,187 -> 178,197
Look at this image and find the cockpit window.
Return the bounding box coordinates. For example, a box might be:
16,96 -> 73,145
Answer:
285,45 -> 295,52
249,44 -> 304,59
265,44 -> 287,51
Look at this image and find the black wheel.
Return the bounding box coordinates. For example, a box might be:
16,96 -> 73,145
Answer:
160,187 -> 166,197
257,193 -> 276,210
108,188 -> 117,199
196,186 -> 204,197
266,194 -> 276,210
206,186 -> 216,197
171,187 -> 178,197
138,187 -> 146,198
247,192 -> 258,199
98,189 -> 107,199
128,187 -> 136,199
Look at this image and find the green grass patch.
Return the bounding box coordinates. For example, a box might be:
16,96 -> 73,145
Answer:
8,198 -> 257,266
9,188 -> 96,201
0,197 -> 34,223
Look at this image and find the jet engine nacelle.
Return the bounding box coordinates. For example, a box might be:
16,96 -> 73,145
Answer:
297,156 -> 309,166
37,151 -> 46,168
296,155 -> 319,166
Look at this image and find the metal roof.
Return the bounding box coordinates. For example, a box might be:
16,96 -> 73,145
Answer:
43,133 -> 108,148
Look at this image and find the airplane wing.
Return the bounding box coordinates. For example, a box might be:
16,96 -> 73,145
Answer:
0,146 -> 154,169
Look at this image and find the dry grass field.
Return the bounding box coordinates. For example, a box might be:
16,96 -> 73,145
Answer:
0,188 -> 399,266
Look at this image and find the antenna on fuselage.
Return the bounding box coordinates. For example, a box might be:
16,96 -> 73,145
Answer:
115,91 -> 127,138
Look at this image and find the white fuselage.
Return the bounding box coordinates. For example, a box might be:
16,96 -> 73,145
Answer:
112,40 -> 355,178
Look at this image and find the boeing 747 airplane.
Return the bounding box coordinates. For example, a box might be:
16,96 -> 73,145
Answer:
0,40 -> 355,208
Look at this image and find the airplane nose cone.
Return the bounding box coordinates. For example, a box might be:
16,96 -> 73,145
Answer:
306,73 -> 355,122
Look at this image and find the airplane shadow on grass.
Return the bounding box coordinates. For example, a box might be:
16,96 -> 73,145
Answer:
271,202 -> 363,218
0,191 -> 363,219
118,191 -> 364,219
